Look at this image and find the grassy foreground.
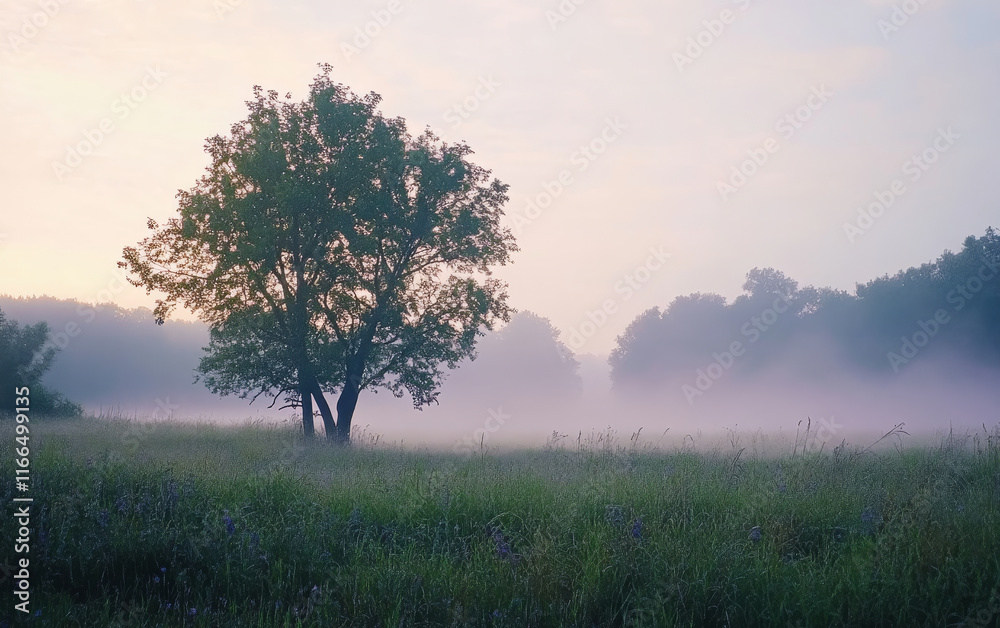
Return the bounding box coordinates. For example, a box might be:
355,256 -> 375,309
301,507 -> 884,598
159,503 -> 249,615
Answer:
2,418 -> 999,627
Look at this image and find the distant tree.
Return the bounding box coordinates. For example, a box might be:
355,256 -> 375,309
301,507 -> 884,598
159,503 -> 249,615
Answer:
446,312 -> 581,404
121,66 -> 516,443
609,227 -> 1000,388
0,308 -> 82,417
741,267 -> 798,302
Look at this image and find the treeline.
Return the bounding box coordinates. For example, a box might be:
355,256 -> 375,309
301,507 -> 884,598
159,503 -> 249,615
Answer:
0,295 -> 581,418
0,307 -> 82,416
610,227 -> 1000,396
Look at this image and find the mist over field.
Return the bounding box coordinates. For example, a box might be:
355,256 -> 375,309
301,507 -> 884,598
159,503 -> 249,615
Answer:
4,3 -> 1000,623
4,269 -> 997,451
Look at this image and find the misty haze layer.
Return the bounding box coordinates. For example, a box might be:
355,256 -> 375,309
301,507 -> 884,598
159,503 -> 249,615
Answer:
3,226 -> 998,452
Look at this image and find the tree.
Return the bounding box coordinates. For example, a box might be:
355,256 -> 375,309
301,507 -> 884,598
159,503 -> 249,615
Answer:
741,267 -> 798,302
121,66 -> 517,443
0,308 -> 82,417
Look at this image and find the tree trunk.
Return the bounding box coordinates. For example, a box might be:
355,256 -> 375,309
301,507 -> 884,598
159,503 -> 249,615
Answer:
334,373 -> 361,445
310,378 -> 337,440
300,375 -> 315,438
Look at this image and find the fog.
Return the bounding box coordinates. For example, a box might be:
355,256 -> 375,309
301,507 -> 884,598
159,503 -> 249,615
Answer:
3,291 -> 997,453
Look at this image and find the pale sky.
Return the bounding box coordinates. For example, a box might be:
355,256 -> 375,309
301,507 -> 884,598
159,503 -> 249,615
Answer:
2,0 -> 998,355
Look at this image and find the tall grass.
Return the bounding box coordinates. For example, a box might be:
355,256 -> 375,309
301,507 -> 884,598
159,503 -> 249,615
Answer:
2,418 -> 999,627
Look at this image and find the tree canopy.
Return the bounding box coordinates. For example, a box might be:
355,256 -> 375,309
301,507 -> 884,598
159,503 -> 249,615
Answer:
610,227 -> 1000,392
121,65 -> 516,442
0,307 -> 82,417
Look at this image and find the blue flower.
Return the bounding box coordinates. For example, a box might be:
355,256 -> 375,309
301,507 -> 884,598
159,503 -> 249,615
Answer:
33,610 -> 41,617
631,518 -> 643,540
97,509 -> 109,528
189,607 -> 197,616
160,566 -> 167,573
223,512 -> 236,536
749,526 -> 762,543
154,576 -> 160,584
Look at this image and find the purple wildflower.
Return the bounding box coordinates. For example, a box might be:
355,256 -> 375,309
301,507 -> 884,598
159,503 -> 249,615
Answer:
223,512 -> 236,536
631,518 -> 643,540
153,576 -> 160,584
749,526 -> 762,543
188,607 -> 197,616
115,496 -> 129,513
97,509 -> 109,528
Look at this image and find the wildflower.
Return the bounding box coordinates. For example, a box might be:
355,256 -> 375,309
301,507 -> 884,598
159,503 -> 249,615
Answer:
161,566 -> 167,573
97,509 -> 109,528
115,496 -> 129,513
631,518 -> 643,540
491,609 -> 502,620
189,608 -> 197,616
223,512 -> 236,536
749,526 -> 762,543
249,531 -> 260,549
154,576 -> 160,584
486,524 -> 520,563
33,610 -> 41,617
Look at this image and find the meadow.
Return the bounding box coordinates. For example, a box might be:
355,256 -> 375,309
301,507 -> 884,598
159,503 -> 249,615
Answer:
2,416 -> 999,627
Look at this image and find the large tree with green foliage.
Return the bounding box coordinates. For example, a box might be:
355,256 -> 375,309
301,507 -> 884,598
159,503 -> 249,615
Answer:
0,308 -> 82,417
121,66 -> 516,443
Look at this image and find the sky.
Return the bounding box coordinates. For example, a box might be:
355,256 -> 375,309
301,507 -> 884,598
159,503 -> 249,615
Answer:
2,0 -> 999,357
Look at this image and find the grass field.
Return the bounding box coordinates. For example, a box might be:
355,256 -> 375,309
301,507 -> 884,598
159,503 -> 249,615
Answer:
2,416 -> 999,627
